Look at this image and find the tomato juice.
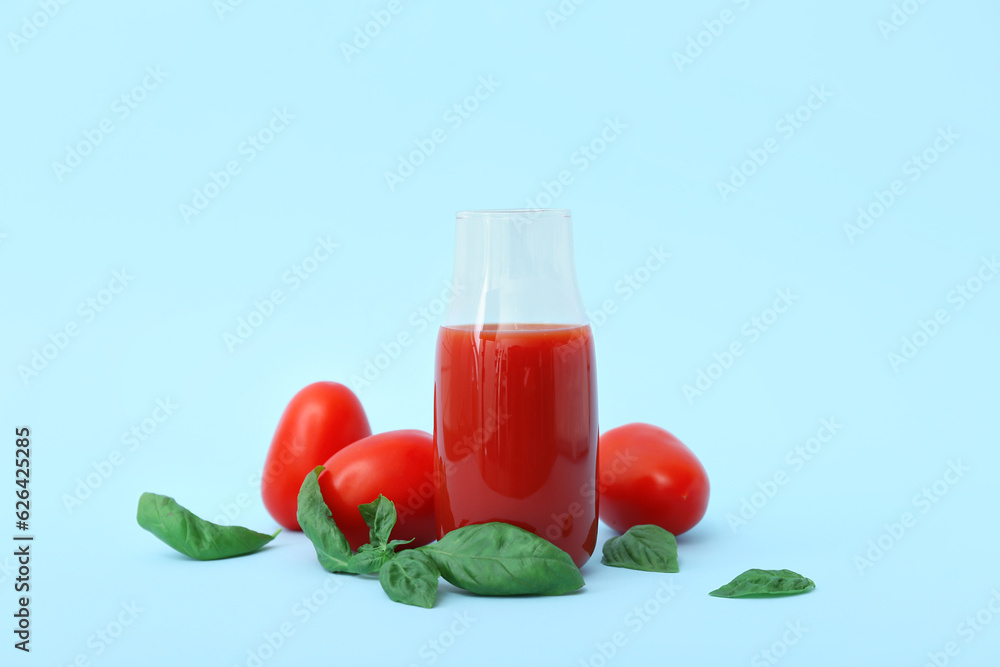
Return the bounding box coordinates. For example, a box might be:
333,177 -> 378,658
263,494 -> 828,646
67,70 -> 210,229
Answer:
433,323 -> 598,567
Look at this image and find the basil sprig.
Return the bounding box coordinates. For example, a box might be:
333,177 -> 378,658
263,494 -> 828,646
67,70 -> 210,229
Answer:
358,494 -> 397,546
347,495 -> 413,574
709,569 -> 816,598
295,482 -> 585,607
297,476 -> 411,575
136,492 -> 279,560
296,466 -> 352,572
601,525 -> 678,573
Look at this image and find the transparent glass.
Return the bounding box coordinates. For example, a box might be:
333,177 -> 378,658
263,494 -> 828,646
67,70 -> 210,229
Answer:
433,209 -> 599,567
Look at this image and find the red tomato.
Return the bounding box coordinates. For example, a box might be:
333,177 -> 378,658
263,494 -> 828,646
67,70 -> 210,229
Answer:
317,429 -> 436,551
598,423 -> 709,536
262,382 -> 371,531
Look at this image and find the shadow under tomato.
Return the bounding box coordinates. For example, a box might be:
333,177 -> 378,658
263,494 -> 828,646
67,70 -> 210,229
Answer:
673,527 -> 712,547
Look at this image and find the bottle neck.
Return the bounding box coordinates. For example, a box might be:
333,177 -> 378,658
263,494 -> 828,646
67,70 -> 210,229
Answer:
445,209 -> 587,328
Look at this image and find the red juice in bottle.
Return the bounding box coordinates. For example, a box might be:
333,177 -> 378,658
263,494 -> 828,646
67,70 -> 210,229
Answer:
433,322 -> 598,567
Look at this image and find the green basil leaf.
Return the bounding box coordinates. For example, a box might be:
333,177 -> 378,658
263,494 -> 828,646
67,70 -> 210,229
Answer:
601,525 -> 678,573
418,523 -> 584,596
136,492 -> 279,561
296,466 -> 352,573
386,538 -> 415,550
709,569 -> 816,598
379,550 -> 440,609
358,494 -> 397,547
347,547 -> 396,574
347,497 -> 417,574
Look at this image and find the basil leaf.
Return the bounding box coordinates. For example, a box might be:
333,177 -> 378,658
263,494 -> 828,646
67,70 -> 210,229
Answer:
601,525 -> 678,573
387,538 -> 415,550
296,466 -> 351,573
379,550 -> 440,609
709,569 -> 816,598
418,523 -> 584,596
347,547 -> 396,574
358,494 -> 397,547
136,492 -> 279,561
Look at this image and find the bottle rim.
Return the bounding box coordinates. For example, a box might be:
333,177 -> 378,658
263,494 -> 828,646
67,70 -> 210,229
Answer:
456,208 -> 571,220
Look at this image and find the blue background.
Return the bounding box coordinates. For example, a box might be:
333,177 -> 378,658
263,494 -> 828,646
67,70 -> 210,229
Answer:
2,0 -> 999,665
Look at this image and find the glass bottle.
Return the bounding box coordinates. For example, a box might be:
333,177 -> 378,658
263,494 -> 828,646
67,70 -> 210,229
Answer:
433,209 -> 598,567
